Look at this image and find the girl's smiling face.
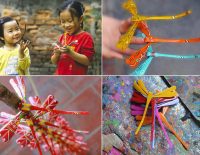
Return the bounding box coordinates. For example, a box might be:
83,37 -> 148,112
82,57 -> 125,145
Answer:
60,9 -> 83,35
3,20 -> 21,45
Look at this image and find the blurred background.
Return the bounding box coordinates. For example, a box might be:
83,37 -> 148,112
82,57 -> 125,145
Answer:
0,0 -> 101,75
103,0 -> 200,75
0,76 -> 101,155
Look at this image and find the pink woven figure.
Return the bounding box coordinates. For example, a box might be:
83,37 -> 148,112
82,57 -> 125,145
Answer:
0,76 -> 89,155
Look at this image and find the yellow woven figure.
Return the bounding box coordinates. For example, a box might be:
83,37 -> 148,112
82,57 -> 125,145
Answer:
133,80 -> 178,134
116,0 -> 192,51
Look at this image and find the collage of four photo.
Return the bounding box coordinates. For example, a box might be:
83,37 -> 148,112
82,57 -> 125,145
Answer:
0,0 -> 199,155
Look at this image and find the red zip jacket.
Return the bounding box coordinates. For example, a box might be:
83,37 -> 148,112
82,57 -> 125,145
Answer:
54,31 -> 95,75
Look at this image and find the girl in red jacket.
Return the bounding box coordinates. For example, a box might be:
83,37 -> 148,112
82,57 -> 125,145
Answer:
51,0 -> 95,75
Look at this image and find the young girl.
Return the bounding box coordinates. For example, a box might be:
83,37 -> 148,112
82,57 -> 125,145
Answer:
51,0 -> 95,75
0,16 -> 31,75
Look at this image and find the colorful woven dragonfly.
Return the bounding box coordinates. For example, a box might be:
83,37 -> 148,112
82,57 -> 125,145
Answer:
0,77 -> 89,155
116,0 -> 200,75
130,80 -> 189,150
116,0 -> 192,51
127,22 -> 200,75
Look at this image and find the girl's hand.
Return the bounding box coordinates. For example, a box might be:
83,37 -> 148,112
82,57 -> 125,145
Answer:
19,40 -> 31,55
59,46 -> 73,54
51,46 -> 73,64
53,49 -> 61,56
53,46 -> 72,55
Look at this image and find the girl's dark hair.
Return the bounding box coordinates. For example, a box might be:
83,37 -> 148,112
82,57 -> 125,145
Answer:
0,16 -> 15,43
58,0 -> 85,27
